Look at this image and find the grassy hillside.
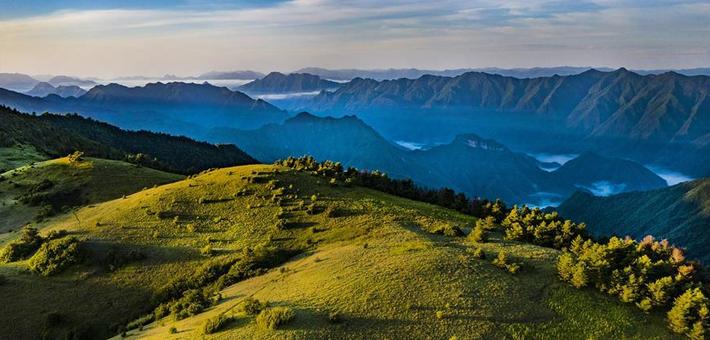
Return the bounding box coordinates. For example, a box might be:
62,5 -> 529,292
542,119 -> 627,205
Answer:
0,162 -> 676,339
558,179 -> 710,263
0,156 -> 183,236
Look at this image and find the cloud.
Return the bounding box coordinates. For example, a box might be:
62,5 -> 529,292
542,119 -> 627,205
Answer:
0,0 -> 708,77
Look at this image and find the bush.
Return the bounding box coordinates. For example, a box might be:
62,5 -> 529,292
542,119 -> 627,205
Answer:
667,288 -> 709,338
166,289 -> 211,321
28,237 -> 83,276
468,224 -> 488,243
239,297 -> 265,315
168,326 -> 177,334
435,310 -> 445,319
203,314 -> 236,334
0,226 -> 44,263
256,307 -> 295,330
469,247 -> 485,259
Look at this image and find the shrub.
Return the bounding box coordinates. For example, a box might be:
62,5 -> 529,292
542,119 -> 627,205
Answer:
469,247 -> 485,259
168,326 -> 177,334
667,288 -> 709,338
492,251 -> 508,268
28,237 -> 83,276
435,310 -> 445,319
256,307 -> 295,330
67,151 -> 84,163
203,314 -> 236,334
167,289 -> 211,320
239,297 -> 265,315
0,226 -> 44,263
468,224 -> 487,243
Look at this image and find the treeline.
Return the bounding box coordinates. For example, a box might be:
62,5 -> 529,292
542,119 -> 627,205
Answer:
0,106 -> 256,174
558,236 -> 708,339
275,156 -> 507,219
278,156 -> 708,338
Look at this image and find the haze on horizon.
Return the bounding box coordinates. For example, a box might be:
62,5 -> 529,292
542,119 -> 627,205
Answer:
1,0 -> 709,78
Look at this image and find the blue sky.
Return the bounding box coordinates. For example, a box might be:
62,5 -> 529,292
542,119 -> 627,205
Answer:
0,0 -> 708,77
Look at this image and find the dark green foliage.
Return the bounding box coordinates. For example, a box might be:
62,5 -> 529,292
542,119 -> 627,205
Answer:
558,179 -> 710,263
256,307 -> 295,330
202,314 -> 237,334
239,297 -> 266,315
156,289 -> 211,321
103,249 -> 146,271
0,106 -> 257,174
558,235 -> 710,336
276,156 -> 508,219
502,206 -> 587,249
28,237 -> 83,276
0,226 -> 44,263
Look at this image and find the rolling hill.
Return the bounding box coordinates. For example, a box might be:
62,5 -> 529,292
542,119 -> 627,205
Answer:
0,106 -> 257,174
239,72 -> 341,94
0,162 -> 677,339
0,156 -> 183,236
552,152 -> 667,195
557,178 -> 710,263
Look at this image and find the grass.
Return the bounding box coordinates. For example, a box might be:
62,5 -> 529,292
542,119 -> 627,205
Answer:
0,161 -> 678,339
0,144 -> 48,172
0,156 -> 183,236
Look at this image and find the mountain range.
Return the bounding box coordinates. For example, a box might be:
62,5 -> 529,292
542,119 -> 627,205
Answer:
302,68 -> 710,177
25,82 -> 86,98
239,72 -> 341,94
215,112 -> 665,204
295,66 -> 710,81
0,82 -> 288,138
558,178 -> 710,263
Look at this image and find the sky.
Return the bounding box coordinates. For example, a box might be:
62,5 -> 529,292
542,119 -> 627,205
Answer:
0,0 -> 708,78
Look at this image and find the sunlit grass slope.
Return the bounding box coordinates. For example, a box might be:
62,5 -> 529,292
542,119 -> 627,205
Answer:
0,163 -> 676,339
0,156 -> 183,236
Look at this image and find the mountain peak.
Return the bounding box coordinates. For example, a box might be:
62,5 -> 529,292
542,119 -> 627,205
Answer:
452,134 -> 507,151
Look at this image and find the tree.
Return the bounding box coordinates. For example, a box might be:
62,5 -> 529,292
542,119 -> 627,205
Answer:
667,288 -> 709,338
468,224 -> 488,243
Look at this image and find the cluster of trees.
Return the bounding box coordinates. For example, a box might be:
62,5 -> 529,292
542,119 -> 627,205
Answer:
275,156 -> 507,219
501,206 -> 587,249
0,227 -> 68,263
557,235 -> 708,339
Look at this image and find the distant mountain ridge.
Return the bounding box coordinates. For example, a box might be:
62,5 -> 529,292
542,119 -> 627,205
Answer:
0,82 -> 288,137
558,178 -> 710,263
25,82 -> 86,98
214,112 -> 663,204
239,72 -> 341,94
295,66 -> 710,81
304,68 -> 710,177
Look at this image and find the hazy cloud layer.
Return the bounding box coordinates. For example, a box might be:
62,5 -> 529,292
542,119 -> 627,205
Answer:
0,0 -> 708,77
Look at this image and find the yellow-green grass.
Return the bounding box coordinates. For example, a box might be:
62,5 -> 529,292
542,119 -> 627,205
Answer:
0,144 -> 47,172
0,163 -> 677,339
0,156 -> 183,237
